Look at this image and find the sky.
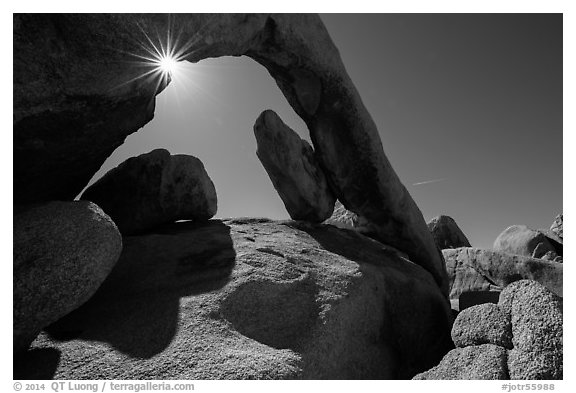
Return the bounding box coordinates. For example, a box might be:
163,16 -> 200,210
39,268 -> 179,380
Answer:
82,14 -> 562,250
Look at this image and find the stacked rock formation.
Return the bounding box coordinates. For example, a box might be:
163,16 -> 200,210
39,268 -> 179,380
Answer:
14,148 -> 218,354
414,280 -> 562,379
12,14 -> 461,380
81,149 -> 217,234
14,13 -> 449,295
427,215 -> 471,249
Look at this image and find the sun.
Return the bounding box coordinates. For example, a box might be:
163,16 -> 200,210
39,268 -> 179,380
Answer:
157,55 -> 180,77
114,16 -> 199,93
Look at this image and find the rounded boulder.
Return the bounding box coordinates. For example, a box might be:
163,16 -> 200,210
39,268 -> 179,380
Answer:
81,149 -> 217,235
493,225 -> 556,258
451,303 -> 512,349
14,201 -> 122,352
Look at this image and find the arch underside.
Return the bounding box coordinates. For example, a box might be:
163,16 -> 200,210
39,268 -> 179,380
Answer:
13,13 -> 448,294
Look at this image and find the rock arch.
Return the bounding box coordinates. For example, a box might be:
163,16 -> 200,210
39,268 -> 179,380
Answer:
13,14 -> 448,294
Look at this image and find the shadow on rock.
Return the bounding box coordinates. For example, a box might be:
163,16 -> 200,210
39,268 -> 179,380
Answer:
290,221 -> 454,378
219,273 -> 321,351
14,348 -> 61,380
291,221 -> 406,265
45,220 -> 236,359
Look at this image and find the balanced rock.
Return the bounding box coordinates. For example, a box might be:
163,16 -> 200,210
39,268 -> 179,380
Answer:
16,219 -> 453,379
254,110 -> 335,222
427,215 -> 471,249
81,149 -> 217,235
13,201 -> 122,353
499,280 -> 563,379
413,344 -> 508,380
443,247 -> 562,304
550,214 -> 563,240
451,303 -> 512,349
493,225 -> 556,258
14,14 -> 447,296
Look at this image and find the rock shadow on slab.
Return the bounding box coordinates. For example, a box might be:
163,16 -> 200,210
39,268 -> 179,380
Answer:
218,273 -> 320,351
291,221 -> 454,377
14,348 -> 61,380
44,220 -> 236,359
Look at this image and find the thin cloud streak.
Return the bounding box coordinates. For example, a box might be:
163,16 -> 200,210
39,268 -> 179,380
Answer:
412,178 -> 447,186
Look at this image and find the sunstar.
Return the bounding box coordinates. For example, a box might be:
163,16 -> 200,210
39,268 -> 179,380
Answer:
156,54 -> 180,77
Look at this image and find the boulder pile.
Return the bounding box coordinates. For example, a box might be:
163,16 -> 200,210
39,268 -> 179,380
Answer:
14,148 -> 219,354
414,280 -> 562,380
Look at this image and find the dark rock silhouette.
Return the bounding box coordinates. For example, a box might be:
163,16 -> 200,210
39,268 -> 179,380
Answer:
81,149 -> 217,235
14,348 -> 61,380
458,291 -> 501,311
13,201 -> 121,353
443,247 -> 562,305
427,215 -> 471,249
493,225 -> 560,259
13,14 -> 448,294
16,219 -> 453,379
254,110 -> 335,222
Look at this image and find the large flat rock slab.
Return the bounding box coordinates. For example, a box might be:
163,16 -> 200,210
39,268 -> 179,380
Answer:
15,219 -> 453,380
